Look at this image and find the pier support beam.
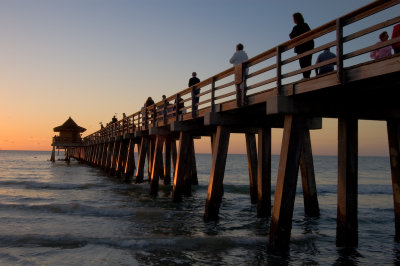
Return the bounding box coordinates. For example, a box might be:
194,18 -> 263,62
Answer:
387,119 -> 400,241
300,129 -> 320,217
336,117 -> 358,247
164,136 -> 172,185
123,139 -> 136,181
204,126 -> 230,221
51,146 -> 56,162
190,138 -> 198,186
257,127 -> 271,218
136,137 -> 149,183
172,132 -> 191,202
150,135 -> 165,196
269,115 -> 305,251
246,133 -> 258,204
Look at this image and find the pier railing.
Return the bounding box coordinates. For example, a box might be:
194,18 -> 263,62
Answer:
84,0 -> 400,142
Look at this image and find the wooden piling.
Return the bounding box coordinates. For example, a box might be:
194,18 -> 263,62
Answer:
245,133 -> 258,204
204,126 -> 230,221
164,136 -> 172,185
136,137 -> 149,183
269,115 -> 305,251
51,146 -> 55,162
123,138 -> 136,180
190,138 -> 198,185
257,127 -> 271,218
150,135 -> 165,196
300,130 -> 320,217
109,140 -> 119,176
387,119 -> 400,241
336,117 -> 358,247
172,132 -> 191,202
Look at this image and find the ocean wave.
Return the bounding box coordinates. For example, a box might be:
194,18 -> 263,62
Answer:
0,202 -> 135,217
315,184 -> 392,195
0,180 -> 104,190
0,234 -> 267,250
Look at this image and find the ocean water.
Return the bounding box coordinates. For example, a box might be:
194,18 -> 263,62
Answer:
0,150 -> 398,265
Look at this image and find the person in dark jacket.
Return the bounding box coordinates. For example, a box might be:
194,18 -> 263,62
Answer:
188,72 -> 200,111
289,12 -> 314,79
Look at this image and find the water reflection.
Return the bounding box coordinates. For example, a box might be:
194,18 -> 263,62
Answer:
334,247 -> 362,265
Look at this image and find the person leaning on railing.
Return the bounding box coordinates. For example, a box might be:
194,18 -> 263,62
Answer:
315,48 -> 336,76
370,31 -> 392,60
230,43 -> 249,107
289,12 -> 314,79
392,24 -> 400,54
188,72 -> 200,111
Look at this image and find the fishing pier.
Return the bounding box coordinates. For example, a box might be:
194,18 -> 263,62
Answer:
64,0 -> 400,251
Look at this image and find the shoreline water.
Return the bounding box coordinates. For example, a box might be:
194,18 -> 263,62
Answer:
0,150 -> 397,265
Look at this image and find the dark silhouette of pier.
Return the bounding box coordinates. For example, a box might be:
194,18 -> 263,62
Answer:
65,0 -> 400,251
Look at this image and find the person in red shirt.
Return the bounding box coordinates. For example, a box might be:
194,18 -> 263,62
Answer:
392,24 -> 400,54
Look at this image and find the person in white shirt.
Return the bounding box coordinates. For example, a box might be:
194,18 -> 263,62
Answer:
230,43 -> 249,107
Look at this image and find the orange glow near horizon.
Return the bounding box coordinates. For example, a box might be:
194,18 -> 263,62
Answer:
2,116 -> 389,158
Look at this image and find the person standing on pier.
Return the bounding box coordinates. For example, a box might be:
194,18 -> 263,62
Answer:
188,72 -> 200,112
315,48 -> 336,75
229,43 -> 249,107
370,31 -> 392,60
289,12 -> 314,79
392,24 -> 400,54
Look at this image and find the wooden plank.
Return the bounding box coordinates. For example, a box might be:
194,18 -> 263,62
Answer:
344,16 -> 400,42
245,133 -> 258,204
269,115 -> 305,251
204,126 -> 230,221
257,127 -> 272,218
300,130 -> 320,217
172,132 -> 191,202
336,117 -> 358,247
387,119 -> 400,240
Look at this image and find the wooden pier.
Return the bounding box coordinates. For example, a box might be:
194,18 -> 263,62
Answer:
66,0 -> 400,251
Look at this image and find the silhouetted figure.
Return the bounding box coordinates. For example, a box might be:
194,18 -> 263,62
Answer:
230,43 -> 249,107
144,97 -> 155,124
289,12 -> 314,79
174,95 -> 184,116
370,31 -> 392,60
145,97 -> 154,107
188,72 -> 200,111
315,48 -> 336,75
111,115 -> 117,123
392,24 -> 400,54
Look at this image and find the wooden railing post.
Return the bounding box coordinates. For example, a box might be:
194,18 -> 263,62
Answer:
191,86 -> 196,118
276,46 -> 282,95
336,18 -> 344,84
163,99 -> 168,123
144,107 -> 148,127
175,94 -> 180,122
211,77 -> 216,113
152,105 -> 156,126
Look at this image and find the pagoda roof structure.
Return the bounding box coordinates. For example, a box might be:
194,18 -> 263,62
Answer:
53,117 -> 86,133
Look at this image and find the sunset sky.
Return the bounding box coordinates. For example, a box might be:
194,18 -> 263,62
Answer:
0,0 -> 398,156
